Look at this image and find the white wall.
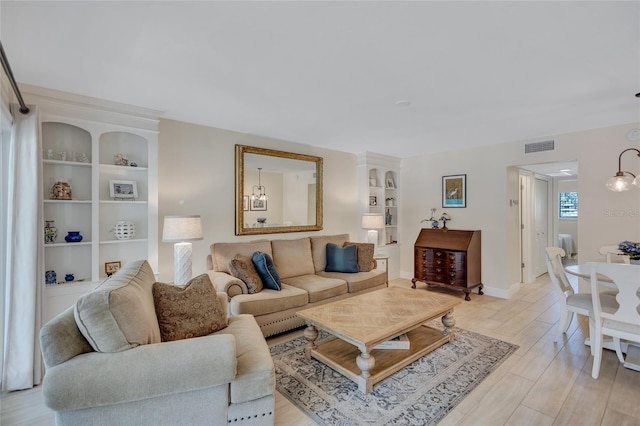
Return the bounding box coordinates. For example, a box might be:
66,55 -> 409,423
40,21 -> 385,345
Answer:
400,122 -> 640,297
157,119 -> 360,282
158,118 -> 639,294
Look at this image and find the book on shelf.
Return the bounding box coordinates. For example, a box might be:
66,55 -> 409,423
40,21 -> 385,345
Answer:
373,333 -> 410,350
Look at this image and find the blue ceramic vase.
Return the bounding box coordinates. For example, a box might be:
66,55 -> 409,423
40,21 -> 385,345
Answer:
45,270 -> 57,285
65,231 -> 83,243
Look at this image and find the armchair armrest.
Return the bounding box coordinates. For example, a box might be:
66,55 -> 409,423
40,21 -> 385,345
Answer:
43,333 -> 237,412
206,270 -> 247,297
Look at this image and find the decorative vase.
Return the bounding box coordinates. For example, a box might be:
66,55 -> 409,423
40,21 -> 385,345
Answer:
44,220 -> 57,244
65,273 -> 75,282
385,209 -> 392,226
431,220 -> 439,229
45,270 -> 57,285
65,231 -> 83,243
113,220 -> 136,240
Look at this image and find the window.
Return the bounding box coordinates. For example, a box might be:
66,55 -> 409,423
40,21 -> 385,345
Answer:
559,191 -> 578,218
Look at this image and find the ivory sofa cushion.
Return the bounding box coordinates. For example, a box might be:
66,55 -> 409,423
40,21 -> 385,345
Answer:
344,242 -> 376,272
152,274 -> 228,342
228,255 -> 263,293
271,237 -> 315,279
283,274 -> 348,303
310,234 -> 350,272
211,240 -> 272,274
229,284 -> 308,316
74,260 -> 161,352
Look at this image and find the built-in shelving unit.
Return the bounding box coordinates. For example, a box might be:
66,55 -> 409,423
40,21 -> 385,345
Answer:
27,85 -> 161,323
358,152 -> 401,279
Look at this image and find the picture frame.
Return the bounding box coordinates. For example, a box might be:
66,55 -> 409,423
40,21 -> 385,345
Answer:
243,195 -> 249,211
105,260 -> 121,276
442,174 -> 466,208
250,198 -> 267,211
369,195 -> 378,207
109,180 -> 138,200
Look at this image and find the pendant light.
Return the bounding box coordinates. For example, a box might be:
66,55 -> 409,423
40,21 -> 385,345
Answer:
251,168 -> 268,201
606,148 -> 640,192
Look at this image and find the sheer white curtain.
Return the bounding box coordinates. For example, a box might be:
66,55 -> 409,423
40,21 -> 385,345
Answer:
1,104 -> 43,391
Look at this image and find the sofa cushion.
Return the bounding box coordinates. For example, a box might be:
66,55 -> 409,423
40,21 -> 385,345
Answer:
74,260 -> 161,353
283,274 -> 348,303
214,314 -> 275,404
252,251 -> 282,290
228,255 -> 263,293
271,237 -> 315,279
310,234 -> 350,272
325,243 -> 359,273
211,240 -> 272,274
317,269 -> 388,293
229,284 -> 308,317
152,274 -> 227,342
344,242 -> 375,272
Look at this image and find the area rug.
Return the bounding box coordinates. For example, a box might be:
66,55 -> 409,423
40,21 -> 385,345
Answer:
270,325 -> 518,425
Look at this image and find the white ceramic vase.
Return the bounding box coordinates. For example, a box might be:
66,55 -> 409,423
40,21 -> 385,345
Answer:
113,220 -> 136,240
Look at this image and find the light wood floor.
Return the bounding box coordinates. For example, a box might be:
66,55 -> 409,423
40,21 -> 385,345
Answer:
3,275 -> 640,425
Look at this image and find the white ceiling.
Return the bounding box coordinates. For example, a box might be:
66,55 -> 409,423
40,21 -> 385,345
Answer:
1,1 -> 639,159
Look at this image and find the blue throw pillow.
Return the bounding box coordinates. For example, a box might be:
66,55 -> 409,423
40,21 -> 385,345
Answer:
252,251 -> 282,291
325,243 -> 359,273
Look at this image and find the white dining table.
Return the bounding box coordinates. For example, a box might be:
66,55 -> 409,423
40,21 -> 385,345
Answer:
564,262 -> 640,372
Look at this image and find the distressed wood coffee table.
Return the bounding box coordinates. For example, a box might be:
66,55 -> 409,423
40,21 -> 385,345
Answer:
296,286 -> 460,393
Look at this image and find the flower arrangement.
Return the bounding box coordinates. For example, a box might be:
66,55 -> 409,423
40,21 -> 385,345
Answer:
618,241 -> 640,260
420,208 -> 440,229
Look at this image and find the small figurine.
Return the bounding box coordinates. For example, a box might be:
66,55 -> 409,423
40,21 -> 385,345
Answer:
80,153 -> 89,163
59,151 -> 67,161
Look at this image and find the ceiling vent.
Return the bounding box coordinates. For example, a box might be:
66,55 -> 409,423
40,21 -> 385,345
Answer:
525,140 -> 554,154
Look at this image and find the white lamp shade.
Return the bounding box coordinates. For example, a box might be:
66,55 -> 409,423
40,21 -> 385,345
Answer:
162,215 -> 203,242
361,214 -> 384,229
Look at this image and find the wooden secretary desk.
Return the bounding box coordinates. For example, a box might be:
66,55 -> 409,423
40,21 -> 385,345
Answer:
412,228 -> 483,301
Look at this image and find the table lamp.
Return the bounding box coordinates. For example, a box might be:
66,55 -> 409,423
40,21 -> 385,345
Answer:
362,213 -> 385,251
162,215 -> 203,285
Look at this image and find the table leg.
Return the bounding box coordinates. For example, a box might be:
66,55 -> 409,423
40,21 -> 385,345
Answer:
356,350 -> 375,393
441,310 -> 456,341
303,324 -> 319,359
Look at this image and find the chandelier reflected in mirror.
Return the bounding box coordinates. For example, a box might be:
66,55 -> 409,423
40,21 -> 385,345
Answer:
251,167 -> 268,201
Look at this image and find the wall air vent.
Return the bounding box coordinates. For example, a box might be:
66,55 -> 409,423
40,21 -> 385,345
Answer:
525,140 -> 554,154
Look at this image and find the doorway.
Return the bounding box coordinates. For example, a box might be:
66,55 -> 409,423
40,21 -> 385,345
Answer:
517,161 -> 578,283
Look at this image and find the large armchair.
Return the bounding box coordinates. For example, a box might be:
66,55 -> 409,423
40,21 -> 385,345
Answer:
39,260 -> 275,426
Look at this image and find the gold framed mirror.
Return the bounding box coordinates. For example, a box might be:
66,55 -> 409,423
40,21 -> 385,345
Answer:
235,145 -> 323,235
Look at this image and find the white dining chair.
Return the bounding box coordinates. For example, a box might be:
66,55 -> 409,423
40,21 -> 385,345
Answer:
589,262 -> 640,379
599,245 -> 631,264
545,247 -> 618,343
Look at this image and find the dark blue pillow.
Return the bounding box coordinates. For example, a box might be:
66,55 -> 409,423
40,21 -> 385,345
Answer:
325,243 -> 359,273
252,251 -> 282,291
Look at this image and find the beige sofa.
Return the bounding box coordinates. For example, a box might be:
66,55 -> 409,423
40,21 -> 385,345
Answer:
39,260 -> 275,426
206,234 -> 388,337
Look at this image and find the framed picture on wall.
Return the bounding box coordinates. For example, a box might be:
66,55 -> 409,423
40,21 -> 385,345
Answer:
243,195 -> 249,211
442,174 -> 466,208
251,198 -> 267,211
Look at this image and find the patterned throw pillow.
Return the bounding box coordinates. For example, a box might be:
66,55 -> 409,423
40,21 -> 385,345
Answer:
252,251 -> 282,290
228,255 -> 263,293
343,242 -> 375,272
152,274 -> 227,342
325,243 -> 359,273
